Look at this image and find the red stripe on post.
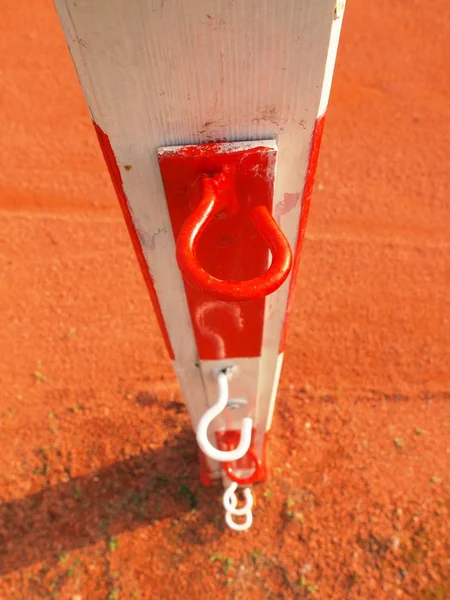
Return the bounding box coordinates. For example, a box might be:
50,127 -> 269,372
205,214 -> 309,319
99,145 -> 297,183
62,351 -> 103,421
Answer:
93,122 -> 175,360
279,114 -> 326,352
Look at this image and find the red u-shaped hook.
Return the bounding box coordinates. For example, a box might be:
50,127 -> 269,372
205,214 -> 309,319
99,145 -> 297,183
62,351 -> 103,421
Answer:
223,446 -> 262,485
176,170 -> 293,302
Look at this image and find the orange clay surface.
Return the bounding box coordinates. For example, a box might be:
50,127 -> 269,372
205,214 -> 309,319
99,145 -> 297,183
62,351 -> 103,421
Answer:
1,1 -> 449,599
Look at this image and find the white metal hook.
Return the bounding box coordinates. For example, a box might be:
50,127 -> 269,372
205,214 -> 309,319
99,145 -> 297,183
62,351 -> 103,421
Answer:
196,370 -> 252,463
225,509 -> 253,531
223,482 -> 253,531
223,481 -> 254,515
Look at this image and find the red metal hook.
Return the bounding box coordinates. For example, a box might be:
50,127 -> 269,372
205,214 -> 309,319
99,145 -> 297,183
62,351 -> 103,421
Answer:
175,169 -> 293,302
223,446 -> 262,485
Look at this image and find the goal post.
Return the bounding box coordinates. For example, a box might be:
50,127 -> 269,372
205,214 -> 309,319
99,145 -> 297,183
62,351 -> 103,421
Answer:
54,0 -> 346,530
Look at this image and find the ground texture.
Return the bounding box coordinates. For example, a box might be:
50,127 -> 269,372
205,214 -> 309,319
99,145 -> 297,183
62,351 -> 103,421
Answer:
1,1 -> 449,599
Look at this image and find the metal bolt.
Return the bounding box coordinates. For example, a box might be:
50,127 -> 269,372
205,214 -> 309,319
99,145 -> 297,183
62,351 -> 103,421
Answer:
226,397 -> 247,410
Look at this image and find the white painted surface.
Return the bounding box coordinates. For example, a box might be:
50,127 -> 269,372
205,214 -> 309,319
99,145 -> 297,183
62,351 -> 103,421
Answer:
54,0 -> 345,475
318,0 -> 346,117
257,0 -> 346,438
264,352 -> 285,431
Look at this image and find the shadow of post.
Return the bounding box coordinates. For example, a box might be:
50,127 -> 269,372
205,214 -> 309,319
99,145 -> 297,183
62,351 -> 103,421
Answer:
0,427 -> 222,575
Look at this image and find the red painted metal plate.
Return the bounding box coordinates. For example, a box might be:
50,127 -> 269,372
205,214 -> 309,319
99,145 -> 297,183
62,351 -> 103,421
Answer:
158,142 -> 277,360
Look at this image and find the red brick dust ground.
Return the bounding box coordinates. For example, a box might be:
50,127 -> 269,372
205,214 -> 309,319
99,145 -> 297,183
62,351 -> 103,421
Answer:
1,1 -> 449,599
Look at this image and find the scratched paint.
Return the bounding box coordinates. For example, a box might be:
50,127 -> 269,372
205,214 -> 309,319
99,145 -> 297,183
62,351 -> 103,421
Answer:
274,192 -> 301,225
93,122 -> 175,359
195,301 -> 244,360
